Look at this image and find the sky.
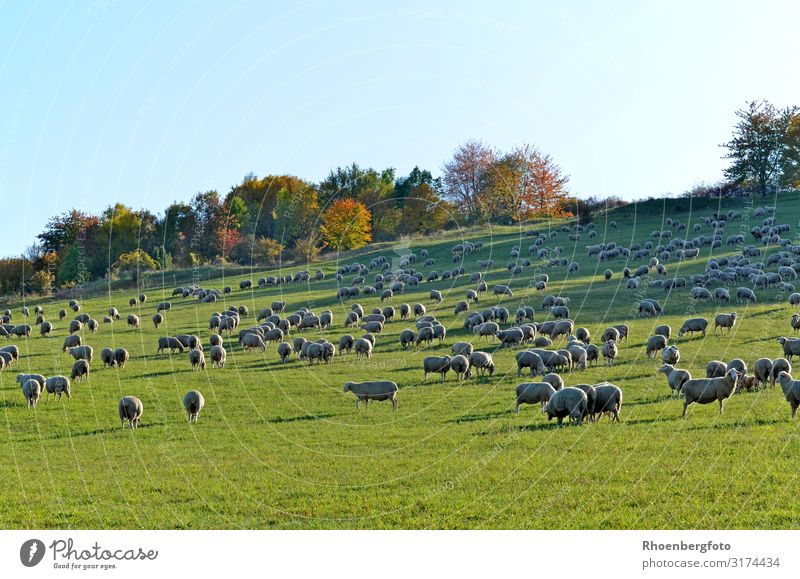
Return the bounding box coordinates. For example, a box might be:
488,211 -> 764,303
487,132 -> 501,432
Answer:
1,0 -> 798,257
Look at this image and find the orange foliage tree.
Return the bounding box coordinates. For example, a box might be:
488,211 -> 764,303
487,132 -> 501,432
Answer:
320,199 -> 372,251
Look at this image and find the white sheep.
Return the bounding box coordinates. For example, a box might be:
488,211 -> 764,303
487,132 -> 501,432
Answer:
183,390 -> 205,422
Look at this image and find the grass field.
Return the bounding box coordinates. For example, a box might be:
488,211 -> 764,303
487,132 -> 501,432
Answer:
3,192 -> 800,529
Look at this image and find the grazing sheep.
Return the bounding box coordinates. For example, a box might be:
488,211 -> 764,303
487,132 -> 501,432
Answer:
68,320 -> 82,334
493,284 -> 513,297
466,351 -> 495,378
423,356 -> 451,381
601,327 -> 620,343
277,342 -> 293,362
611,324 -> 629,342
654,324 -> 671,339
127,314 -> 140,328
771,358 -> 792,387
754,358 -> 773,390
713,312 -> 738,334
543,387 -> 587,426
736,287 -> 757,303
778,337 -> 800,361
575,327 -> 591,344
678,317 -> 708,338
183,390 -> 205,422
514,382 -> 556,412
681,368 -> 740,417
118,396 -> 144,428
45,376 -> 72,400
706,360 -> 728,378
645,335 -> 668,359
727,358 -> 747,376
22,379 -> 42,408
658,364 -> 690,396
240,333 -> 267,352
189,349 -> 206,370
661,345 -> 680,365
210,334 -> 223,347
113,348 -> 129,368
516,350 -> 546,377
40,321 -> 53,337
450,354 -> 469,380
210,345 -> 227,368
775,372 -> 800,418
100,347 -> 116,368
69,345 -> 93,362
602,340 -> 618,366
343,381 -> 398,411
157,337 -> 184,354
70,360 -> 89,382
152,313 -> 164,328
592,382 -> 623,422
354,337 -> 373,358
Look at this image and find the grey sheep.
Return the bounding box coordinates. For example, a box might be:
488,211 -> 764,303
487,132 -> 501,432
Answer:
68,320 -> 82,334
189,349 -> 206,370
277,341 -> 293,362
210,345 -> 227,368
771,358 -> 792,387
69,345 -> 93,362
70,359 -> 89,382
127,314 -> 140,328
16,373 -> 46,389
210,334 -> 223,347
753,358 -> 773,389
360,320 -> 384,335
45,375 -> 72,400
706,360 -> 728,378
658,364 -> 690,396
681,368 -> 740,417
399,329 -> 415,349
575,327 -> 591,344
791,314 -> 800,333
338,334 -> 354,354
451,341 -> 473,357
114,348 -> 129,368
240,333 -> 266,352
645,334 -> 668,359
100,347 -> 116,368
343,380 -> 398,411
466,351 -> 495,378
661,345 -> 680,365
423,356 -> 451,381
493,284 -> 513,297
611,324 -> 629,342
775,371 -> 800,418
778,337 -> 800,361
354,337 -> 373,358
713,312 -> 737,334
736,287 -> 757,303
601,327 -> 620,343
40,321 -> 53,337
678,317 -> 708,338
592,382 -> 623,422
602,340 -> 619,366
152,313 -> 164,328
157,337 -> 184,354
450,354 -> 469,380
515,382 -> 556,412
516,350 -> 546,377
119,396 -> 144,428
543,387 -> 587,426
183,390 -> 205,422
22,379 -> 42,408
654,324 -> 671,339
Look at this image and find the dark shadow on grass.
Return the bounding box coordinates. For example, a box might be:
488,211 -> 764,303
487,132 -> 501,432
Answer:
447,409 -> 512,423
684,417 -> 786,431
265,413 -> 336,424
16,421 -> 167,443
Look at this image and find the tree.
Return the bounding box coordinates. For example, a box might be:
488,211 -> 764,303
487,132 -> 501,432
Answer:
292,235 -> 321,263
397,183 -> 451,235
320,199 -> 372,251
229,235 -> 283,265
722,100 -> 800,198
440,140 -> 495,219
28,270 -> 54,296
114,249 -> 159,282
273,183 -> 320,245
393,166 -> 440,207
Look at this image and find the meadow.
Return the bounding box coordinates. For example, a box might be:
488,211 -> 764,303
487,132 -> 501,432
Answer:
2,192 -> 800,529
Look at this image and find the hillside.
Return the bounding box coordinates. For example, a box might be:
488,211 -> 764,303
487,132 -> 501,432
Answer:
2,191 -> 800,529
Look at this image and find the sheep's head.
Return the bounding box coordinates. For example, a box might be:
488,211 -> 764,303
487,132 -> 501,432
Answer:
776,371 -> 792,385
658,364 -> 673,374
779,337 -> 788,345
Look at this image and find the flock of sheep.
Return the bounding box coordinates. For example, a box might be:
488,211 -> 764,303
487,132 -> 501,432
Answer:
3,203 -> 800,427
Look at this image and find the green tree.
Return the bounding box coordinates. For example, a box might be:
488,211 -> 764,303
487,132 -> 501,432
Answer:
114,249 -> 159,282
397,183 -> 451,235
722,100 -> 800,198
28,269 -> 54,296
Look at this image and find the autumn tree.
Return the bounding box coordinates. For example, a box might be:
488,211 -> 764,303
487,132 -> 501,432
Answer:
397,183 -> 451,235
440,140 -> 495,219
320,199 -> 372,251
114,249 -> 159,282
723,100 -> 800,198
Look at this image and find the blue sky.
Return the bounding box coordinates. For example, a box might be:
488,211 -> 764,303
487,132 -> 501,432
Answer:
1,0 -> 798,256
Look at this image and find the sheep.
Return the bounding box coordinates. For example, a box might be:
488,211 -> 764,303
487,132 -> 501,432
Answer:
592,382 -> 623,422
601,327 -> 620,343
645,335 -> 668,359
240,333 -> 266,352
210,345 -> 227,368
754,358 -> 773,390
775,372 -> 800,418
602,339 -> 618,366
706,360 -> 728,378
727,358 -> 747,376
100,347 -> 116,368
450,354 -> 469,380
736,287 -> 757,303
451,342 -> 473,357
771,358 -> 791,387
790,293 -> 800,307
611,324 -> 629,342
514,382 -> 556,413
654,324 -> 671,340
681,368 -> 740,417
70,360 -> 89,382
423,356 -> 451,381
543,387 -> 587,426
658,364 -> 690,396
360,320 -> 384,335
575,327 -> 591,344
183,390 -> 205,423
678,317 -> 708,338
493,284 -> 513,297
69,345 -> 93,362
152,313 -> 164,329
189,349 -> 206,370
118,396 -> 144,428
45,375 -> 72,401
40,321 -> 53,337
353,337 -> 373,358
498,327 -> 524,348
157,337 -> 184,354
68,320 -> 82,335
112,347 -> 129,369
516,351 -> 546,377
210,334 -> 223,347
778,336 -> 800,361
661,345 -> 680,366
473,321 -> 500,341
713,312 -> 738,334
398,329 -> 415,349
343,381 -> 398,411
430,290 -> 443,303
127,314 -> 140,328
22,379 -> 42,408
792,314 -> 800,333
466,351 -> 495,378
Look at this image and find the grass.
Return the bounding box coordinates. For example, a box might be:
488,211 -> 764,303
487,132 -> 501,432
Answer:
2,192 -> 800,529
